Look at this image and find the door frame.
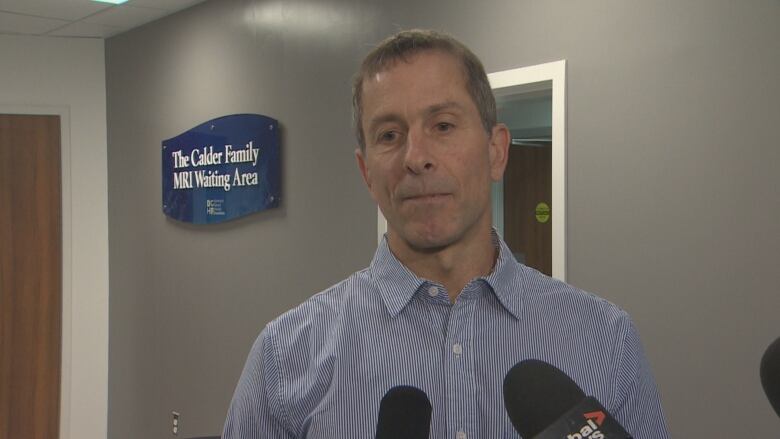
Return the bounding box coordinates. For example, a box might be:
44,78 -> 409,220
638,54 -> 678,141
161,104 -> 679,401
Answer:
488,60 -> 567,281
373,60 -> 567,281
1,104 -> 73,439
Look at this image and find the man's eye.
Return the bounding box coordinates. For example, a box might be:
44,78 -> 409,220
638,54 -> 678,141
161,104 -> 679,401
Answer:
378,131 -> 399,143
435,122 -> 454,132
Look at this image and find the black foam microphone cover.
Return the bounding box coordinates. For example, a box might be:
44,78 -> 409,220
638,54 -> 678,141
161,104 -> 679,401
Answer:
761,336 -> 780,418
503,359 -> 586,438
375,385 -> 432,439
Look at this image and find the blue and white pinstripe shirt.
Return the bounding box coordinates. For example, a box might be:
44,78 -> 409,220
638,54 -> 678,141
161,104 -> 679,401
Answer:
223,235 -> 670,438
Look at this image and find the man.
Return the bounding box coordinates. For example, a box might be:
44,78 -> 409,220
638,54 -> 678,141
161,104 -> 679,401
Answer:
223,30 -> 670,438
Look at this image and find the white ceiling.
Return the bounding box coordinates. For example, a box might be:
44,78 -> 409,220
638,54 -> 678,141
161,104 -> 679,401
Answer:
0,0 -> 207,39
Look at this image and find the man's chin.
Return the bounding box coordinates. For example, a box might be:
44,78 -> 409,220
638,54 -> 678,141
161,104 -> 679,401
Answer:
396,226 -> 459,254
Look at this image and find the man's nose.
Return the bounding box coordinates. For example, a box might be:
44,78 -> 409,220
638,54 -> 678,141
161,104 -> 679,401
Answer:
403,127 -> 435,174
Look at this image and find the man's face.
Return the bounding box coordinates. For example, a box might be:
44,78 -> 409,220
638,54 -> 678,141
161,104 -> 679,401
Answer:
356,50 -> 508,251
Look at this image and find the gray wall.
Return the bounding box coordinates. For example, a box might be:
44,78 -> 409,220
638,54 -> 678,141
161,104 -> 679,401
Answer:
106,1 -> 380,437
107,0 -> 780,437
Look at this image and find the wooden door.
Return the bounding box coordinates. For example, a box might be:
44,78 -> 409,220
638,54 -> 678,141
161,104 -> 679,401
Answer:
503,144 -> 552,276
0,114 -> 62,439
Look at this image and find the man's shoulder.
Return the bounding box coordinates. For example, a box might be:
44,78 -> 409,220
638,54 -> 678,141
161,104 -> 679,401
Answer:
264,267 -> 379,340
516,264 -> 631,328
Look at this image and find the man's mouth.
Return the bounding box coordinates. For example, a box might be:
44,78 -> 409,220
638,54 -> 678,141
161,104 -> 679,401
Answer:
403,193 -> 451,202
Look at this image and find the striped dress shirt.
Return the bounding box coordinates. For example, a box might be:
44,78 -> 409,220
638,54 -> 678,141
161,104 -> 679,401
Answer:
223,235 -> 670,438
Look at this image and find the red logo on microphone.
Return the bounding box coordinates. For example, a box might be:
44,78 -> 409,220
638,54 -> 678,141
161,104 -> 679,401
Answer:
583,411 -> 606,426
566,411 -> 606,439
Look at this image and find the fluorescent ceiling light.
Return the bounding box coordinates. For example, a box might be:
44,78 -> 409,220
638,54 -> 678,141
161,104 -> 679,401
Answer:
92,0 -> 128,4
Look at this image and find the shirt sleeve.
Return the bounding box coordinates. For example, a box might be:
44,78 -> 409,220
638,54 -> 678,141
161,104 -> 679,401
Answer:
612,312 -> 672,438
223,324 -> 295,439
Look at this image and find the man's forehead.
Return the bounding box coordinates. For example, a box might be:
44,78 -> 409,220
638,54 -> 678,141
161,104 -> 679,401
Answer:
363,91 -> 470,130
358,49 -> 476,132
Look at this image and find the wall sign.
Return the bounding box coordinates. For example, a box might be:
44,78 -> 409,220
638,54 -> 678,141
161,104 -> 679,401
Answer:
162,114 -> 280,224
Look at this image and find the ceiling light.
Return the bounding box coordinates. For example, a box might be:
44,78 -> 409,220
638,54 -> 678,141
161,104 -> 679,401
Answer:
91,0 -> 128,4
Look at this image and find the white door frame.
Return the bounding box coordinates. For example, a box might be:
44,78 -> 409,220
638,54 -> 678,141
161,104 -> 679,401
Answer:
374,60 -> 567,281
489,60 -> 567,280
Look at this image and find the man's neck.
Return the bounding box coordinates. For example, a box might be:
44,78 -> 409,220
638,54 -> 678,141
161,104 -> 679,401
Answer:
387,224 -> 497,303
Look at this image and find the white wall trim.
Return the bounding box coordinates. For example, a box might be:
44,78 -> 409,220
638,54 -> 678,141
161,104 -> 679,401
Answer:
0,104 -> 74,439
376,207 -> 387,245
488,60 -> 567,281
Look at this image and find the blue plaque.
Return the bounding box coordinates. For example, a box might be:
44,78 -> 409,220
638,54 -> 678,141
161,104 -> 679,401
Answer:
162,114 -> 280,224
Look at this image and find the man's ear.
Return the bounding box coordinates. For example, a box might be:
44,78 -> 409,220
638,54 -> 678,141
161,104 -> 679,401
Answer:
488,123 -> 510,181
355,147 -> 372,191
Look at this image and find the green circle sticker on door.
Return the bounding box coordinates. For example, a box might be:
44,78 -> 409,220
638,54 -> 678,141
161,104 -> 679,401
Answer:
535,202 -> 551,223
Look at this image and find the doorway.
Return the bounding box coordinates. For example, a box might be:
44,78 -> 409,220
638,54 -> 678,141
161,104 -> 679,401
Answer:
489,61 -> 567,281
0,114 -> 62,439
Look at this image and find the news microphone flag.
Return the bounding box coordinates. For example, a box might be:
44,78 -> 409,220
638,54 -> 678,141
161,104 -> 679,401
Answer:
504,359 -> 632,439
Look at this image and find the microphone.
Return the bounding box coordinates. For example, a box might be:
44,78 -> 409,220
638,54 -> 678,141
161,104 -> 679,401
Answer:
503,359 -> 632,439
375,385 -> 432,439
761,336 -> 780,418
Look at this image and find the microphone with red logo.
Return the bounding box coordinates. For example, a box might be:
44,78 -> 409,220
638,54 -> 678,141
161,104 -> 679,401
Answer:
761,336 -> 780,418
375,385 -> 432,439
503,359 -> 632,439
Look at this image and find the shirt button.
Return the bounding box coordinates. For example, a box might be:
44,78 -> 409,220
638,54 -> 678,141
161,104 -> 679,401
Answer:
456,432 -> 467,439
427,286 -> 439,297
452,343 -> 463,355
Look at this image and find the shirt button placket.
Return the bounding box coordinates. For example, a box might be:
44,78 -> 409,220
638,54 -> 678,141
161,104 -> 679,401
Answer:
444,294 -> 475,439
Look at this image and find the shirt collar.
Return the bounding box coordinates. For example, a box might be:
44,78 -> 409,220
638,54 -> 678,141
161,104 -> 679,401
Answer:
481,231 -> 527,320
368,230 -> 528,319
368,236 -> 426,317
